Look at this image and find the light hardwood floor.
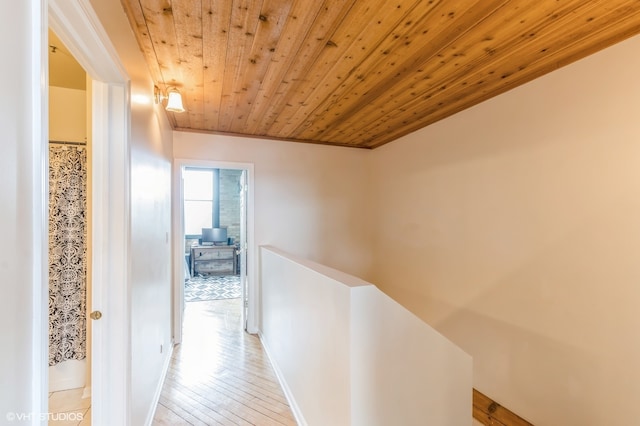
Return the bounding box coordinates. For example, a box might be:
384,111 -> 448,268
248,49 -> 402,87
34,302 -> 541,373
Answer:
153,298 -> 296,425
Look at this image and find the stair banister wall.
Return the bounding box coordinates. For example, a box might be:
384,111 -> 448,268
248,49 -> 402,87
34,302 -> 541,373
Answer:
259,245 -> 472,426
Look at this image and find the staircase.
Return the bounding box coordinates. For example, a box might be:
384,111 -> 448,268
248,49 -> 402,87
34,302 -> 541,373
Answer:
473,389 -> 534,426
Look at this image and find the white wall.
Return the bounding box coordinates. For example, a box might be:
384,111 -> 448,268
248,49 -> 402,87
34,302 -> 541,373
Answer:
370,34 -> 640,425
49,86 -> 86,142
261,247 -> 355,425
260,246 -> 472,426
173,132 -> 373,281
0,0 -> 48,420
89,1 -> 174,425
350,285 -> 471,426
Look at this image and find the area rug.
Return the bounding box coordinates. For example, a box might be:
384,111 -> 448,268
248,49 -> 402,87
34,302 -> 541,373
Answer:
185,275 -> 241,302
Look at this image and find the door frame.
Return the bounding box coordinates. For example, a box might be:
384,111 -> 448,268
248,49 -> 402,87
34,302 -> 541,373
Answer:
172,159 -> 257,343
48,1 -> 131,424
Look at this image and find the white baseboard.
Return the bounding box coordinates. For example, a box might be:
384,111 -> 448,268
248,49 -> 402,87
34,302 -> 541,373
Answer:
258,331 -> 306,426
144,343 -> 174,426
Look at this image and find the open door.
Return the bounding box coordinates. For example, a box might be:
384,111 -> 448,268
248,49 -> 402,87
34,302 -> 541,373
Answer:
172,166 -> 185,344
239,170 -> 248,330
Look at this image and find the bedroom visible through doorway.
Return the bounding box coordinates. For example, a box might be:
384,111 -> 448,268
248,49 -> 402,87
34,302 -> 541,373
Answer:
183,167 -> 243,304
173,160 -> 254,343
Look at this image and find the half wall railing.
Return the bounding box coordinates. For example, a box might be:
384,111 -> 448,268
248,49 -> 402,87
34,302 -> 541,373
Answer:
259,246 -> 472,426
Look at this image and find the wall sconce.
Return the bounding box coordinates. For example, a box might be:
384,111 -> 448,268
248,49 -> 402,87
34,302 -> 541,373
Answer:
154,85 -> 186,113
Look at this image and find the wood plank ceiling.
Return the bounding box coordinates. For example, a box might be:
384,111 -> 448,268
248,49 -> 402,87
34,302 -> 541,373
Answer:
121,0 -> 640,149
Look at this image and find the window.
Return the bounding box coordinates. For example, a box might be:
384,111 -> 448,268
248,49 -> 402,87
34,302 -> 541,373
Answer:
184,168 -> 215,235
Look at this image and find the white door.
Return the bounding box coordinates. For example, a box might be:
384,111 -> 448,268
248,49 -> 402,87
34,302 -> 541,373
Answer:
239,169 -> 249,330
172,166 -> 186,344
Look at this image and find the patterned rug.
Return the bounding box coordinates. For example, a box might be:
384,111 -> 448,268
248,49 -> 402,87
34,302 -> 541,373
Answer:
185,275 -> 241,302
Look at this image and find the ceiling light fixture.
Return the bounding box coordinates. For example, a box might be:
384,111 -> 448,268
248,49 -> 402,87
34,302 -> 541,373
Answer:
154,85 -> 186,113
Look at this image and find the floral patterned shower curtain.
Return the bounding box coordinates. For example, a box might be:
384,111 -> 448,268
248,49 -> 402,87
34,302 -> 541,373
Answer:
49,144 -> 87,366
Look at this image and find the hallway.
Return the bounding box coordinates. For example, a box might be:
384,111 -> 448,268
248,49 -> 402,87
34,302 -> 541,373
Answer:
152,299 -> 296,425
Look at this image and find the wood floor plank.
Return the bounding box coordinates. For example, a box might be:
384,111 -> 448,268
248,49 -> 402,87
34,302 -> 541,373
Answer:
205,374 -> 293,414
152,298 -> 296,426
160,383 -> 252,426
159,386 -> 236,425
153,402 -> 195,426
162,369 -> 293,426
189,378 -> 293,425
166,365 -> 291,413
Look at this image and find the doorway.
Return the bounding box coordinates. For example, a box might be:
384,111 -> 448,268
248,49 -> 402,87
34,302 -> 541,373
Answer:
48,0 -> 131,423
47,27 -> 92,420
173,160 -> 256,343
